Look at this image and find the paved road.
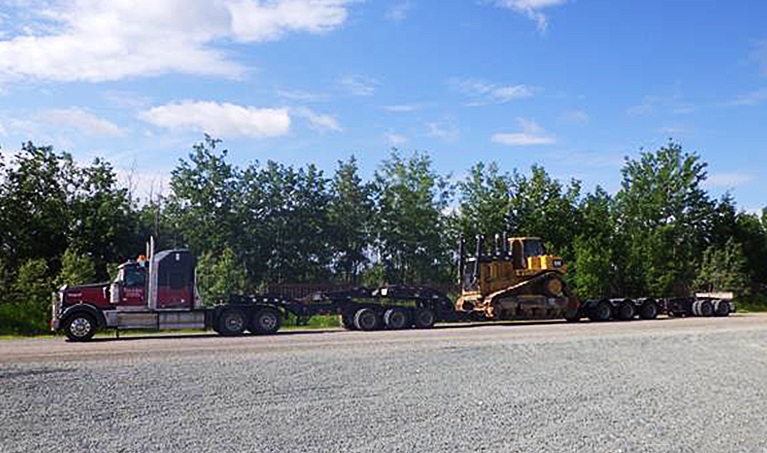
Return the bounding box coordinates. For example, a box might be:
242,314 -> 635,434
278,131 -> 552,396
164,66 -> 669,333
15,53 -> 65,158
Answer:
2,314 -> 767,452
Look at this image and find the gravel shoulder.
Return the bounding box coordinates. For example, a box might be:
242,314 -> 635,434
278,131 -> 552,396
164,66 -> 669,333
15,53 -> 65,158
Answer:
2,314 -> 766,453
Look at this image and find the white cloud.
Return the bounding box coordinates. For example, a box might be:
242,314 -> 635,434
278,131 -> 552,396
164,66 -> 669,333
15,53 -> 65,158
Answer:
383,104 -> 423,112
277,89 -> 329,103
385,132 -> 408,146
386,2 -> 412,22
560,110 -> 589,124
339,75 -> 379,96
627,92 -> 694,116
0,1 -> 355,83
491,118 -> 555,146
704,172 -> 754,188
40,107 -> 124,136
229,0 -> 350,42
491,0 -> 567,32
729,88 -> 767,106
449,78 -> 534,106
294,107 -> 341,132
139,101 -> 290,138
426,121 -> 459,143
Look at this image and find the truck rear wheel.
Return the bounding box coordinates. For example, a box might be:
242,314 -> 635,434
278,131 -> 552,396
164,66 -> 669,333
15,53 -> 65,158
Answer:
353,308 -> 380,331
63,313 -> 97,341
250,308 -> 281,335
218,308 -> 247,336
413,308 -> 436,329
383,307 -> 409,330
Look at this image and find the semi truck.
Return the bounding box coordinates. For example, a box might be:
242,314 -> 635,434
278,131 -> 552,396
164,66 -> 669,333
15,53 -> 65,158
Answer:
51,235 -> 733,341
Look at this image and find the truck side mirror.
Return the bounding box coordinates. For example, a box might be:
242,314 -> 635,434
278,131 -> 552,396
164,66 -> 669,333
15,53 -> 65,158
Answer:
110,281 -> 122,304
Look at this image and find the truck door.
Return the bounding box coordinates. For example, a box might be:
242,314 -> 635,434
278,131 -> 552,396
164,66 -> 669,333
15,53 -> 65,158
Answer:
121,265 -> 147,306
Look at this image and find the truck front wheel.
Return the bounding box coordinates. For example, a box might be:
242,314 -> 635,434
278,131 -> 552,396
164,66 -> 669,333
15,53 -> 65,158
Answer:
63,313 -> 97,342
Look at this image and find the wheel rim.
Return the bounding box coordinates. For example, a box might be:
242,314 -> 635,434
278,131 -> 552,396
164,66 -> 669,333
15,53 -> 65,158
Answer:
598,303 -> 611,320
418,311 -> 434,326
361,312 -> 377,329
225,313 -> 244,332
70,317 -> 92,338
390,312 -> 406,328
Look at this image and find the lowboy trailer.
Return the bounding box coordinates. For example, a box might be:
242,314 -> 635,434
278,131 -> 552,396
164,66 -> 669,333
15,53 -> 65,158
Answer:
51,238 -> 733,341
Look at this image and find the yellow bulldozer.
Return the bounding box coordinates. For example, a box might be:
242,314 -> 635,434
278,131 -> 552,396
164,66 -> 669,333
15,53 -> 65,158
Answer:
455,234 -> 580,321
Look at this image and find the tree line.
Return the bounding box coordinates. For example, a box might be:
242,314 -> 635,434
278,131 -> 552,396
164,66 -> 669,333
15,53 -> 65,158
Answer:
1,137 -> 765,333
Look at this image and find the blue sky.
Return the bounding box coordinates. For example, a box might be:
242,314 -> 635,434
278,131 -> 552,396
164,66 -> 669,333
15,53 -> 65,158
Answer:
0,0 -> 765,211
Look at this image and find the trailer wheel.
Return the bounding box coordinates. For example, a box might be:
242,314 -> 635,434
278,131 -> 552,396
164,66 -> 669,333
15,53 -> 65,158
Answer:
413,308 -> 436,329
218,308 -> 247,336
698,300 -> 714,317
713,300 -> 730,317
639,301 -> 658,320
616,300 -> 636,321
692,300 -> 701,316
383,307 -> 409,330
588,300 -> 612,322
250,308 -> 281,335
63,312 -> 97,341
353,308 -> 380,331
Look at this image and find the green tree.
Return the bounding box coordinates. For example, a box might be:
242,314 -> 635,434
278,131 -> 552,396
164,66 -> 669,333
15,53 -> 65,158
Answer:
572,187 -> 616,298
68,158 -> 138,279
328,157 -> 374,284
197,247 -> 248,305
0,143 -> 73,269
165,136 -> 242,254
7,259 -> 52,333
614,142 -> 713,296
694,238 -> 749,295
55,248 -> 97,287
454,161 -> 512,250
507,165 -> 582,260
374,150 -> 453,284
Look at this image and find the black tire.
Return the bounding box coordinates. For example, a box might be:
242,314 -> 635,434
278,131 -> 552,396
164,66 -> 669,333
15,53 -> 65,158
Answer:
698,300 -> 714,317
714,300 -> 730,317
639,301 -> 659,320
250,308 -> 281,335
588,300 -> 612,322
565,315 -> 581,323
218,308 -> 247,336
63,312 -> 97,342
413,308 -> 436,329
615,300 -> 636,321
341,312 -> 356,330
383,307 -> 409,330
692,300 -> 701,316
353,308 -> 380,331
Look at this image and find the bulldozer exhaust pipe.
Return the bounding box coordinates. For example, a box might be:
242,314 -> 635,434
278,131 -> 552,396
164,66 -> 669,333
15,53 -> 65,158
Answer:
458,236 -> 465,284
472,234 -> 484,282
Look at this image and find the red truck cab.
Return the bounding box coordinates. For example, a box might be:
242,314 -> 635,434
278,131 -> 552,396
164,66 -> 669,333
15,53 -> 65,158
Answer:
52,249 -> 202,340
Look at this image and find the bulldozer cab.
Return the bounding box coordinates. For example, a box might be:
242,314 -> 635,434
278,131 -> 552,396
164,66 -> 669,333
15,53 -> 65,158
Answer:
459,235 -> 566,294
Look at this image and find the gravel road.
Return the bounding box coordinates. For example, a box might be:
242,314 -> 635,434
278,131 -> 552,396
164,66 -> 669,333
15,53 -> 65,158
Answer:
2,314 -> 767,453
